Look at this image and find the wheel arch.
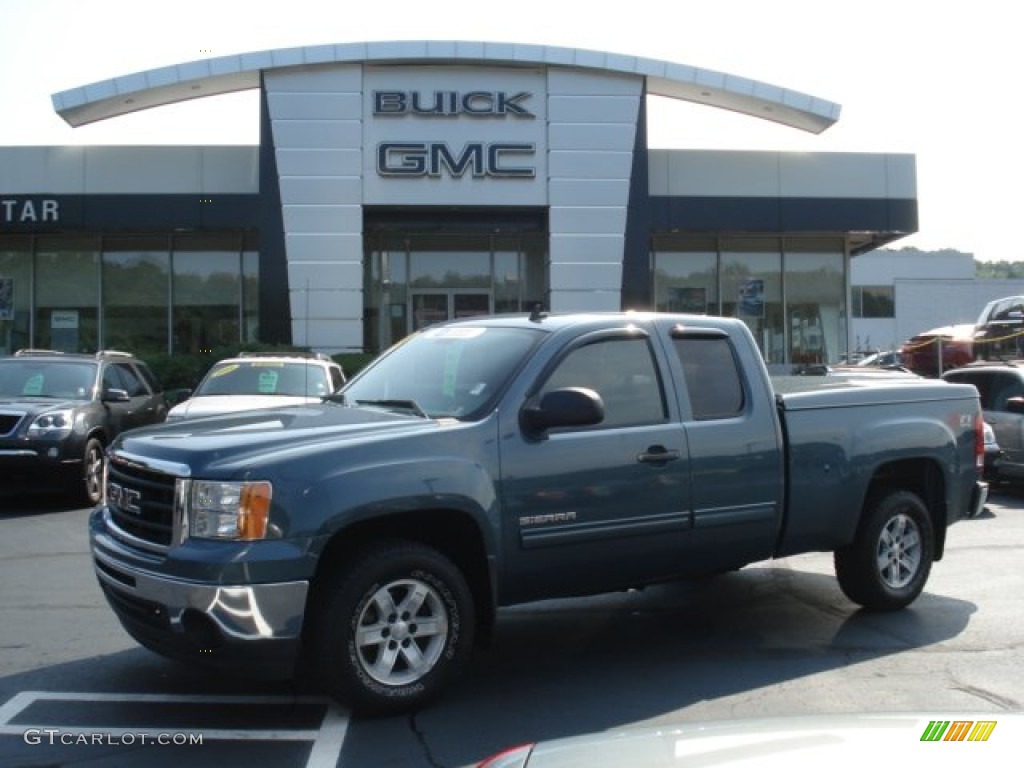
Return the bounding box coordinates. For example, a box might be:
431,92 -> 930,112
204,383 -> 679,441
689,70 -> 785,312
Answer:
305,508 -> 496,647
863,457 -> 948,560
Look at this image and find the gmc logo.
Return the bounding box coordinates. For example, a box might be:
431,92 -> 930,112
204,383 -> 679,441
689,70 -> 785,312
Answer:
377,142 -> 535,178
107,481 -> 142,515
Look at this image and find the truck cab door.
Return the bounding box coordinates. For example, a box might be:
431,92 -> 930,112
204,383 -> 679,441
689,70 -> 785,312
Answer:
665,327 -> 785,571
498,329 -> 692,603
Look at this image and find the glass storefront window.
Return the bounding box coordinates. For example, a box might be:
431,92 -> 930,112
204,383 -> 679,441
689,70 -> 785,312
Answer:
242,239 -> 259,344
0,236 -> 32,355
721,239 -> 784,365
102,236 -> 170,356
364,231 -> 548,353
173,234 -> 243,354
785,241 -> 845,365
652,236 -> 718,314
651,235 -> 846,366
35,236 -> 100,353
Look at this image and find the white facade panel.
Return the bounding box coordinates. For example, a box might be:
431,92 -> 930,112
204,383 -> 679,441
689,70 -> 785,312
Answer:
546,70 -> 642,312
779,153 -> 889,198
200,147 -> 259,193
284,233 -> 363,263
282,205 -> 361,234
885,154 -> 917,199
275,149 -> 362,177
653,150 -> 781,197
83,147 -> 201,194
266,92 -> 362,120
550,206 -> 627,235
548,150 -> 633,180
550,234 -> 626,264
287,261 -> 363,292
0,147 -> 85,193
272,120 -> 362,150
550,290 -> 623,312
549,178 -> 630,206
547,96 -> 642,123
279,177 -> 362,205
294,318 -> 363,353
548,123 -> 636,151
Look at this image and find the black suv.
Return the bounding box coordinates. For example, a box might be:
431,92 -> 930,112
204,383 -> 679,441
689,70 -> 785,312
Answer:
0,350 -> 167,504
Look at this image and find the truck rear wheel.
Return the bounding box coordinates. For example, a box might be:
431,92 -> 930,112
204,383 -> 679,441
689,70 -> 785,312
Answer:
834,489 -> 935,611
312,540 -> 474,716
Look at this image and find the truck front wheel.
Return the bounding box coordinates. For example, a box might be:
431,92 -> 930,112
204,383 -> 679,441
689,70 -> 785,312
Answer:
834,490 -> 935,611
312,540 -> 475,716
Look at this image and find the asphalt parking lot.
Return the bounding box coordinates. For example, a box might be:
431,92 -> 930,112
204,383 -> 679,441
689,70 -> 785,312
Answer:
1,487 -> 1021,767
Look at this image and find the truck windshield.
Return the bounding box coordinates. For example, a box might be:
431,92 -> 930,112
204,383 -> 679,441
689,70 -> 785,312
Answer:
342,326 -> 543,420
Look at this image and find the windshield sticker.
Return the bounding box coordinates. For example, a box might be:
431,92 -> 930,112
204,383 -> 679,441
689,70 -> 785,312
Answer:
210,364 -> 239,378
251,362 -> 285,368
22,373 -> 44,396
257,370 -> 279,394
442,346 -> 463,398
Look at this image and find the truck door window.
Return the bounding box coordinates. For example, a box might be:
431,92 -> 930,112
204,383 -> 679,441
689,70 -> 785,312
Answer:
540,337 -> 666,428
672,337 -> 745,420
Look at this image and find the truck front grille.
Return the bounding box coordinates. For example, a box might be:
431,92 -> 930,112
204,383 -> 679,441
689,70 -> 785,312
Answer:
106,455 -> 180,549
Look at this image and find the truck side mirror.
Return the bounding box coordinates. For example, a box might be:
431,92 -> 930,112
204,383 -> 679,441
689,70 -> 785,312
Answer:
520,387 -> 604,437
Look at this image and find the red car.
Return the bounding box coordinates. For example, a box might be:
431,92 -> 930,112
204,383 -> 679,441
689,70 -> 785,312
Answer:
899,324 -> 974,376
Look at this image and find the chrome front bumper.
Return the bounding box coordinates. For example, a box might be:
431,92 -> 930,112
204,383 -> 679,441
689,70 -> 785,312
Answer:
91,536 -> 308,677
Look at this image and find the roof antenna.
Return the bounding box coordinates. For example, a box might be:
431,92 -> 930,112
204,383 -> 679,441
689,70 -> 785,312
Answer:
529,304 -> 546,323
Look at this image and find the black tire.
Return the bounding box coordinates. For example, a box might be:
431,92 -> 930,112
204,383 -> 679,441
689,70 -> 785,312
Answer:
834,489 -> 935,611
311,540 -> 475,716
80,438 -> 105,506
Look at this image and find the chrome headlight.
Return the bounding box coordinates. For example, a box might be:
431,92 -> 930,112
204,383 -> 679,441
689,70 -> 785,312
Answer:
26,409 -> 75,439
189,480 -> 273,540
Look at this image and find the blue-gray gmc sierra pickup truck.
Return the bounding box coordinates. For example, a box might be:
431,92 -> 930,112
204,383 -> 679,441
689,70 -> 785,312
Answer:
89,311 -> 988,714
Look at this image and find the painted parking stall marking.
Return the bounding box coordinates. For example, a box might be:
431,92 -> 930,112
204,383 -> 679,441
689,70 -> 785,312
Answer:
0,691 -> 350,767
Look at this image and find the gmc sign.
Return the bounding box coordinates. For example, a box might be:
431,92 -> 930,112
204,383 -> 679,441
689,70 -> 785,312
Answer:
377,141 -> 535,178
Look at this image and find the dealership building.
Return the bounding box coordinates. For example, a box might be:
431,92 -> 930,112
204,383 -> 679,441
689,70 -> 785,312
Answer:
0,41 -> 918,366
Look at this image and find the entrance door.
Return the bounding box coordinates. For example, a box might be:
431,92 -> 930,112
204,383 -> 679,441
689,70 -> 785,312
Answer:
411,291 -> 490,331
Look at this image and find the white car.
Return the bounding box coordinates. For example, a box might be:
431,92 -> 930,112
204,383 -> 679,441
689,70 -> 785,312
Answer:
165,353 -> 346,422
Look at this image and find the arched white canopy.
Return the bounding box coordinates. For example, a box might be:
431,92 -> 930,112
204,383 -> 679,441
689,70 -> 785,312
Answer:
51,40 -> 840,134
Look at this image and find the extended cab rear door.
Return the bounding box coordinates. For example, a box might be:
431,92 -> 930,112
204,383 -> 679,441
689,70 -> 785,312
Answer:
659,322 -> 785,571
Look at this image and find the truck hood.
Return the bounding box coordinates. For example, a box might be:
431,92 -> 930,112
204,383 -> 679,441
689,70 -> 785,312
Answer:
113,402 -> 445,475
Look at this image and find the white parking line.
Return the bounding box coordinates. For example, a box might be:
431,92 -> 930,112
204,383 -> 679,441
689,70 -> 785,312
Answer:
0,691 -> 351,767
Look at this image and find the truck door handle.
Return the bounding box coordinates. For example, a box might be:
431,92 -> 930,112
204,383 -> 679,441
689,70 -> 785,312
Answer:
637,446 -> 680,465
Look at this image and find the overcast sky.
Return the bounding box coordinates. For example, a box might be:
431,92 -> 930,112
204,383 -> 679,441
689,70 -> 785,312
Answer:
1,0 -> 1018,260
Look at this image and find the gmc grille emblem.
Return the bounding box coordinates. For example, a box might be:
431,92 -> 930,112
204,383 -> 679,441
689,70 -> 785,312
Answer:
107,481 -> 142,515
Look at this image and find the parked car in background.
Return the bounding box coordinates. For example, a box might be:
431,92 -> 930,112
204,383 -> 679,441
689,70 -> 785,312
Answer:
973,294 -> 1024,360
856,349 -> 904,369
899,324 -> 974,376
165,352 -> 346,422
0,349 -> 167,503
943,362 -> 1024,484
